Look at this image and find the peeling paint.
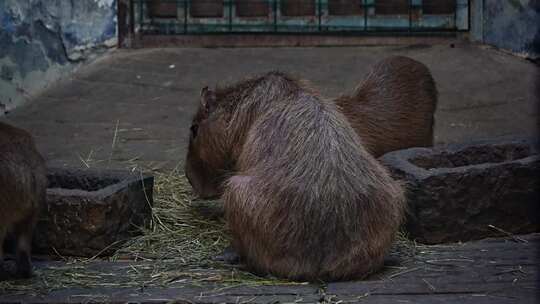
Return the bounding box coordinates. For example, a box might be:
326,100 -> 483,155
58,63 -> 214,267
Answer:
508,0 -> 524,11
0,0 -> 117,115
471,0 -> 539,58
96,0 -> 115,9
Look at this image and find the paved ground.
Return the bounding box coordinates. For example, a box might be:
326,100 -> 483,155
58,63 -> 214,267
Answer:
1,42 -> 538,170
1,234 -> 538,303
0,43 -> 538,303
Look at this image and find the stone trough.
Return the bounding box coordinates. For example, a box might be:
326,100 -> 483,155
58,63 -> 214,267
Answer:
33,168 -> 154,257
380,138 -> 540,244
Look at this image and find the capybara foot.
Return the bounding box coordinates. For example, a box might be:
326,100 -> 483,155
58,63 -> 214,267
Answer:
16,251 -> 32,279
214,246 -> 241,264
383,256 -> 401,267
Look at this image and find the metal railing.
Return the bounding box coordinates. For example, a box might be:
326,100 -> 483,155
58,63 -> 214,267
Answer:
132,0 -> 469,35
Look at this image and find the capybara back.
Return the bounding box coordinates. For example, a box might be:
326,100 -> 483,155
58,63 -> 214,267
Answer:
185,72 -> 405,281
336,56 -> 438,157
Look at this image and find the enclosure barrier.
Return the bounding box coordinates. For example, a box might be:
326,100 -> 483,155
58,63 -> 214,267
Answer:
131,0 -> 470,35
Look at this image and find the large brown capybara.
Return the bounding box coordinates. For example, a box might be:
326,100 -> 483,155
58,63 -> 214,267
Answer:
0,122 -> 46,279
335,56 -> 438,157
185,72 -> 405,281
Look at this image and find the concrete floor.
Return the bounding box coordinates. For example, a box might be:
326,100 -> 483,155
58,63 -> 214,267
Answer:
1,234 -> 537,303
1,42 -> 538,170
1,43 -> 539,303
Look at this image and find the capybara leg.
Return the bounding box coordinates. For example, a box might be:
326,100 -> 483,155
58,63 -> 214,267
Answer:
15,237 -> 32,278
0,227 -> 6,280
223,175 -> 255,263
225,175 -> 291,277
0,227 -> 6,263
13,214 -> 36,279
0,227 -> 6,278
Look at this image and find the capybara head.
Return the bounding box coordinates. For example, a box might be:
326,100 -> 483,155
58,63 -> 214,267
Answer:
185,87 -> 232,199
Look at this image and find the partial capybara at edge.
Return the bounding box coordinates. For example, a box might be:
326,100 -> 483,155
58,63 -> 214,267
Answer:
0,122 -> 46,279
185,72 -> 406,281
335,56 -> 438,157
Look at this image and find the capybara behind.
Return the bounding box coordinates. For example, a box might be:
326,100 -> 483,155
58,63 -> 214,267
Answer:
335,56 -> 438,157
0,122 -> 46,278
185,72 -> 405,281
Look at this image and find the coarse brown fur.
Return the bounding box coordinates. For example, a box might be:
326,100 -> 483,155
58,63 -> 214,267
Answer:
335,56 -> 438,157
185,72 -> 405,281
0,122 -> 46,279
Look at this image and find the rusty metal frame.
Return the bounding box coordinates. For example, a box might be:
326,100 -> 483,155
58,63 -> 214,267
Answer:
118,0 -> 134,47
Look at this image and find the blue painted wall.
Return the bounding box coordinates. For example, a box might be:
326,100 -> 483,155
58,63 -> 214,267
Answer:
471,0 -> 539,58
0,0 -> 117,115
1,0 -> 537,114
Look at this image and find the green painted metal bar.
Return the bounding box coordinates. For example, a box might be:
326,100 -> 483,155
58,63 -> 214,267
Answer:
273,0 -> 278,32
135,0 -> 468,35
363,0 -> 367,30
317,0 -> 322,32
453,0 -> 457,29
228,0 -> 232,31
183,0 -> 187,33
139,0 -> 143,31
409,0 -> 412,32
129,0 -> 135,34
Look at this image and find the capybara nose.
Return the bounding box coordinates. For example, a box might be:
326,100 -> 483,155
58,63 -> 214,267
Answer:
185,172 -> 202,197
185,171 -> 219,199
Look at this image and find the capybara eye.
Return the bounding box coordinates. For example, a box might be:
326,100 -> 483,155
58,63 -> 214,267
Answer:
190,124 -> 199,138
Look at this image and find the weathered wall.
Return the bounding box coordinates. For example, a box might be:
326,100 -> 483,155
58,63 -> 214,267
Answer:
0,0 -> 117,115
470,0 -> 540,58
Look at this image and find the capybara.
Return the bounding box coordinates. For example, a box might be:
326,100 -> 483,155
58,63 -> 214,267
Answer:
0,122 -> 46,278
185,72 -> 405,281
335,56 -> 438,157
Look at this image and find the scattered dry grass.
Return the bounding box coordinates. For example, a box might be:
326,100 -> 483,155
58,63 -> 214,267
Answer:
0,170 -> 301,295
0,169 -> 418,295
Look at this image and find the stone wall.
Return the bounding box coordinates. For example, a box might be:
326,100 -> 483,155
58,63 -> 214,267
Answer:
0,0 -> 117,115
470,0 -> 540,59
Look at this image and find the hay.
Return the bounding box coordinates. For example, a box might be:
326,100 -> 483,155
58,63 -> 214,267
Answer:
0,169 -> 417,295
114,171 -> 228,263
0,170 -> 296,295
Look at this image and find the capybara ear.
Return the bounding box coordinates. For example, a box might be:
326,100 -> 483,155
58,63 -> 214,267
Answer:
200,86 -> 209,96
200,86 -> 217,115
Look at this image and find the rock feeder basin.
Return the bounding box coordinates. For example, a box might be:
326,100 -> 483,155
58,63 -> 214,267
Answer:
33,168 -> 154,257
380,138 -> 539,244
